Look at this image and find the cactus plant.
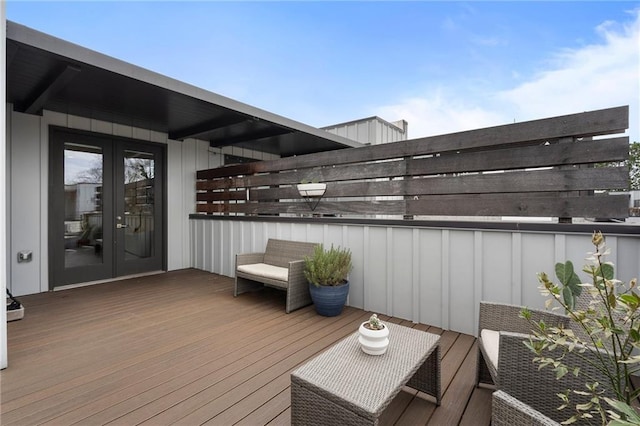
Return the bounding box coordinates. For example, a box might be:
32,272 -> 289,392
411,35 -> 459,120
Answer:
363,313 -> 385,330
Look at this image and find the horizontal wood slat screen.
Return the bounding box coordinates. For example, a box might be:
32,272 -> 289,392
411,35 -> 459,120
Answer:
196,106 -> 630,219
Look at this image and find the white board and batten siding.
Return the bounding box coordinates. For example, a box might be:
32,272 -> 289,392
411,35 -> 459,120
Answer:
190,218 -> 640,336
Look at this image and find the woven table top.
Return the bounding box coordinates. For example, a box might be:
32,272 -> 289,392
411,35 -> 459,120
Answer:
291,322 -> 440,417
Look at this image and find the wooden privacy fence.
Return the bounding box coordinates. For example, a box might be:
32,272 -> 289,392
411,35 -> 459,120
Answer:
196,106 -> 630,219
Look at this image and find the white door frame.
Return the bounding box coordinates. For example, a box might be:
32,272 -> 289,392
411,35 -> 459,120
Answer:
1,2 -> 10,369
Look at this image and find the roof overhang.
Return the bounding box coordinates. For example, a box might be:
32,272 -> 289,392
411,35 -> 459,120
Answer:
5,21 -> 363,157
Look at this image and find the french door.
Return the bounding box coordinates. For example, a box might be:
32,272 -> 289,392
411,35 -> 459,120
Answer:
49,128 -> 165,288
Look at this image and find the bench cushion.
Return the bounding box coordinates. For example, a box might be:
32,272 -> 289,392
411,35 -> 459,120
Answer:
480,329 -> 500,370
237,263 -> 289,282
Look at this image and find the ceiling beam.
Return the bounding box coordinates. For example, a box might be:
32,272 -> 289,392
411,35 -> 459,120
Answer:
209,126 -> 294,148
169,114 -> 250,140
20,64 -> 81,115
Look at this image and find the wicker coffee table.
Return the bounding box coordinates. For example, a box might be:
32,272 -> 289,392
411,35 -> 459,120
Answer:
291,322 -> 441,426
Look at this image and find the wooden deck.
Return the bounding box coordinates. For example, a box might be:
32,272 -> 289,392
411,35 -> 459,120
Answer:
1,269 -> 492,425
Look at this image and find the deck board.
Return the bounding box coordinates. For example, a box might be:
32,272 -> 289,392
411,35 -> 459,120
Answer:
2,269 -> 483,425
425,341 -> 480,425
458,387 -> 493,426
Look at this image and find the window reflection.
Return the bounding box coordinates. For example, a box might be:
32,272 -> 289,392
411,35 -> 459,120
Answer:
123,150 -> 155,260
64,144 -> 103,268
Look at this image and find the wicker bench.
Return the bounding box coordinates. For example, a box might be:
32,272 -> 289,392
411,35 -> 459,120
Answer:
234,239 -> 319,313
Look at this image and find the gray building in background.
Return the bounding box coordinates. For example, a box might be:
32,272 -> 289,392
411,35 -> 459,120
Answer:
323,116 -> 408,145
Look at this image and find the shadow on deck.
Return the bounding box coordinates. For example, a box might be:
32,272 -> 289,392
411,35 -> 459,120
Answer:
2,269 -> 492,425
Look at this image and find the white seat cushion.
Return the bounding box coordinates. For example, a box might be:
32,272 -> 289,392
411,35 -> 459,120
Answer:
237,263 -> 288,282
480,329 -> 500,370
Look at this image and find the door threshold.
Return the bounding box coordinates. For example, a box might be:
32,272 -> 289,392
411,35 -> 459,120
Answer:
53,270 -> 166,292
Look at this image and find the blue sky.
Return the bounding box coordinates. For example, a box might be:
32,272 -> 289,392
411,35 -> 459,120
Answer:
6,1 -> 640,142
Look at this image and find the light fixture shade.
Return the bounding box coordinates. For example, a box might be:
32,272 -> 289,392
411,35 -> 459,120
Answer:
297,183 -> 326,198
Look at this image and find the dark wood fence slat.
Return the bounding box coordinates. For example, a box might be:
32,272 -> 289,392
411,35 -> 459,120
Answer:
407,194 -> 630,218
196,163 -> 259,180
406,167 -> 629,195
196,201 -> 407,215
245,160 -> 407,188
408,137 -> 629,176
197,177 -> 236,191
197,191 -> 247,202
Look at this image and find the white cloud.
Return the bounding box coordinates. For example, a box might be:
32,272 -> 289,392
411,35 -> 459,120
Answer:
376,92 -> 507,139
498,9 -> 639,139
377,9 -> 640,142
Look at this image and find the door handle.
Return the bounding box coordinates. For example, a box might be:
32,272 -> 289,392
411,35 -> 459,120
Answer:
116,223 -> 128,229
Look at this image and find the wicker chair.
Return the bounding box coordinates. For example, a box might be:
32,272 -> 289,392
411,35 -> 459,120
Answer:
492,390 -> 560,426
235,239 -> 319,313
476,301 -> 569,388
477,301 -> 618,425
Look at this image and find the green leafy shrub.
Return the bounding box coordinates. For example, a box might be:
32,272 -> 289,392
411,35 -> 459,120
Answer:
303,244 -> 352,287
522,232 -> 640,425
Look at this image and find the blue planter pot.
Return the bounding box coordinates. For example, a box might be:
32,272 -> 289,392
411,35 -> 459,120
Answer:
309,281 -> 349,317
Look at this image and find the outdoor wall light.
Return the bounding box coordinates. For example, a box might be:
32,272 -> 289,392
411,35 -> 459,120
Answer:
297,182 -> 326,211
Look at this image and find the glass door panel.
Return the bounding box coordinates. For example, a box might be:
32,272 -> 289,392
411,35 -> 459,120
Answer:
64,144 -> 104,268
50,129 -> 114,287
123,150 -> 155,261
115,143 -> 163,277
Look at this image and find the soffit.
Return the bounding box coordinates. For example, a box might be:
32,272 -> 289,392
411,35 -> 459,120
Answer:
5,21 -> 362,157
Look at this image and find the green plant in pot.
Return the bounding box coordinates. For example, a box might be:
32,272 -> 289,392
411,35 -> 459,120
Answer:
304,244 -> 352,316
